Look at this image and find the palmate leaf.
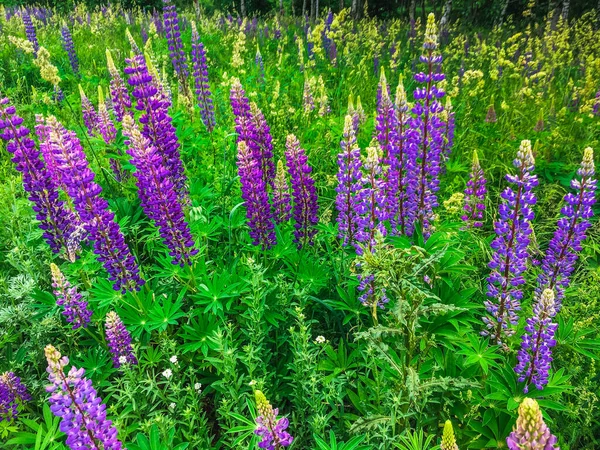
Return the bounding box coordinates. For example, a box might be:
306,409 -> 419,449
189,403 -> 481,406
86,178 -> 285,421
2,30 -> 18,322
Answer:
314,431 -> 372,450
179,314 -> 220,356
147,290 -> 187,331
456,335 -> 502,375
193,270 -> 243,316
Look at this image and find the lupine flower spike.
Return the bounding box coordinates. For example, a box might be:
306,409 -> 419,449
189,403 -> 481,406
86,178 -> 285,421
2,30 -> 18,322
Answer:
97,86 -> 117,145
51,263 -> 92,329
163,0 -> 189,92
0,96 -> 79,256
254,390 -> 293,449
105,311 -> 137,368
61,25 -> 79,75
272,160 -> 292,223
484,140 -> 537,346
462,150 -> 487,227
392,77 -> 411,234
0,372 -> 31,422
441,420 -> 459,450
191,21 -> 216,132
285,134 -> 319,248
106,49 -> 132,123
506,398 -> 558,450
79,85 -> 98,137
22,10 -> 39,55
45,345 -> 124,449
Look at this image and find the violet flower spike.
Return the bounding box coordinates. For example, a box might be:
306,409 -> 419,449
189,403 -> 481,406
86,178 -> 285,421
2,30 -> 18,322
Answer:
254,390 -> 293,449
97,86 -> 117,145
462,150 -> 487,228
105,311 -> 137,368
392,78 -> 412,235
0,97 -> 79,256
22,10 -> 39,55
335,115 -> 364,249
106,49 -> 132,123
190,22 -> 216,132
46,116 -> 144,293
44,345 -> 124,450
122,115 -> 197,266
506,398 -> 558,450
285,134 -> 319,248
51,263 -> 92,330
251,102 -> 276,188
0,371 -> 31,423
236,141 -> 276,249
162,0 -> 189,89
78,85 -> 98,137
272,159 -> 292,223
61,25 -> 79,75
484,140 -> 538,346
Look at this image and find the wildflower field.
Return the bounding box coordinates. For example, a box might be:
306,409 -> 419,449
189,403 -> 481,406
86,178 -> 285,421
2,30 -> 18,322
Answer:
1,1 -> 600,449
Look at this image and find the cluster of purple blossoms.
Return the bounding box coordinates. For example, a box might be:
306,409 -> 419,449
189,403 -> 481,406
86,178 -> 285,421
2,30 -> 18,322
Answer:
285,134 -> 319,248
405,13 -> 446,237
250,102 -> 276,186
79,85 -> 98,137
392,79 -> 411,234
125,53 -> 189,204
162,0 -> 189,85
255,46 -> 265,83
51,263 -> 92,329
237,141 -> 276,249
506,398 -> 558,450
45,345 -> 124,449
106,49 -> 132,123
484,140 -> 537,346
0,372 -> 31,422
272,160 -> 292,224
335,115 -> 364,249
105,311 -> 137,368
61,25 -> 79,75
0,96 -> 78,256
122,115 -> 197,266
97,87 -> 117,145
191,22 -> 216,132
462,150 -> 487,227
254,390 -> 293,450
22,10 -> 39,55
45,116 -> 144,293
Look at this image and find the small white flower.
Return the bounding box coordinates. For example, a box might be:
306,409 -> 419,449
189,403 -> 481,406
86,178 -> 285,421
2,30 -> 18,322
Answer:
194,382 -> 202,392
315,335 -> 326,344
162,369 -> 173,379
170,355 -> 178,365
169,402 -> 176,410
248,380 -> 257,386
118,355 -> 127,365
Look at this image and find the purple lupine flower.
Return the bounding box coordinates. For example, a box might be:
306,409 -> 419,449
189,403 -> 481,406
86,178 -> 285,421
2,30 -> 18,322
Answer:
251,102 -> 276,188
45,116 -> 143,293
254,390 -> 293,450
484,140 -> 538,346
61,25 -> 79,75
537,147 -> 596,309
44,345 -> 124,449
356,143 -> 387,253
162,0 -> 189,85
0,97 -> 78,256
122,115 -> 197,266
105,311 -> 137,368
272,159 -> 291,223
255,45 -> 265,83
391,78 -> 412,235
405,14 -> 446,237
78,85 -> 98,137
191,22 -> 216,132
125,53 -> 189,204
462,150 -> 487,227
106,49 -> 132,123
51,263 -> 92,329
0,372 -> 31,422
22,10 -> 39,55
237,141 -> 276,249
336,115 -> 364,249
515,289 -> 558,393
506,398 -> 558,450
97,87 -> 117,145
285,134 -> 319,248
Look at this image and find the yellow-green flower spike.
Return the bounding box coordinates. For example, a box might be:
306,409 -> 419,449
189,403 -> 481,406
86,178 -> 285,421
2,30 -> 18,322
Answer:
441,420 -> 459,450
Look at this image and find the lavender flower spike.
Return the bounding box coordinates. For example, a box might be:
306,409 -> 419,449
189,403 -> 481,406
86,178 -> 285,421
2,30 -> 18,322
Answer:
46,116 -> 144,293
0,372 -> 31,422
105,311 -> 137,368
484,140 -> 537,346
106,49 -> 132,123
336,115 -> 363,249
45,345 -> 124,450
515,289 -> 558,393
237,141 -> 276,249
272,159 -> 292,223
254,390 -> 293,449
462,150 -> 487,228
122,115 -> 197,266
506,398 -> 558,450
285,134 -> 319,248
51,263 -> 92,330
79,85 -> 98,137
0,96 -> 78,256
191,21 -> 216,132
61,25 -> 79,75
162,0 -> 189,87
97,86 -> 117,145
22,10 -> 39,55
537,147 -> 596,310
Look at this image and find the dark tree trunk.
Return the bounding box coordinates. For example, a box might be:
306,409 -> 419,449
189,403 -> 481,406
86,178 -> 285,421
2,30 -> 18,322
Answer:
409,0 -> 416,23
